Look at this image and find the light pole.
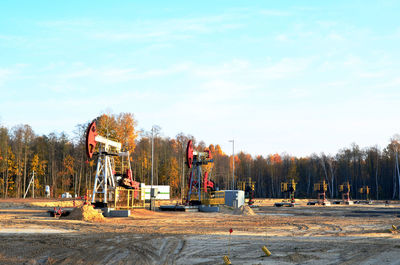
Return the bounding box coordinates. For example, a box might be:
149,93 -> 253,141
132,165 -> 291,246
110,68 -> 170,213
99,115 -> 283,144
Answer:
396,141 -> 400,200
229,139 -> 235,190
150,126 -> 155,210
181,142 -> 185,203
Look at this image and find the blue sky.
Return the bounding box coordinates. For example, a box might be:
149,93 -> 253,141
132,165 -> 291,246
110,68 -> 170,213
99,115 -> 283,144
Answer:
0,1 -> 399,157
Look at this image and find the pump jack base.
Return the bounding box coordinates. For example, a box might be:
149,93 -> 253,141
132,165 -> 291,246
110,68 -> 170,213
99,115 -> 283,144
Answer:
307,201 -> 331,206
159,205 -> 199,212
274,202 -> 295,207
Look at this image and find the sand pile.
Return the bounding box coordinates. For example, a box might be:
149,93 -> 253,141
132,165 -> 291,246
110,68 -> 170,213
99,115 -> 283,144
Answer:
65,205 -> 105,222
233,205 -> 256,216
218,205 -> 234,214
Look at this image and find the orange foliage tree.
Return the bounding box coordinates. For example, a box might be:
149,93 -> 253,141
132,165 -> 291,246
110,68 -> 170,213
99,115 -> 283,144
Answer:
58,155 -> 74,194
95,112 -> 138,155
6,147 -> 17,197
116,113 -> 138,155
30,154 -> 47,195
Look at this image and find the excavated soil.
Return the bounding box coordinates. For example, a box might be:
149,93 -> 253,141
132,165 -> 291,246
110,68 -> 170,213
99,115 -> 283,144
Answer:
233,205 -> 256,216
65,204 -> 105,222
0,199 -> 399,264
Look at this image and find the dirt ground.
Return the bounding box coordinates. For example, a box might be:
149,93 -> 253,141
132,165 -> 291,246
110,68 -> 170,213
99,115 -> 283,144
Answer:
0,198 -> 400,265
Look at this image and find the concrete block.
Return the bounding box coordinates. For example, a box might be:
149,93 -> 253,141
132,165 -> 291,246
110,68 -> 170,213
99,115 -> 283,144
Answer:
101,208 -> 115,217
199,205 -> 219,212
110,210 -> 131,217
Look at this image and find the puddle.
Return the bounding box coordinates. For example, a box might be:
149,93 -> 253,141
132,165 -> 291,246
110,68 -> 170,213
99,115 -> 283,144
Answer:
258,213 -> 294,216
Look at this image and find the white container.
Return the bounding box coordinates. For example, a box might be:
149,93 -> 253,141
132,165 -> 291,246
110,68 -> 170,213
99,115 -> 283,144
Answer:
140,184 -> 170,200
223,190 -> 245,208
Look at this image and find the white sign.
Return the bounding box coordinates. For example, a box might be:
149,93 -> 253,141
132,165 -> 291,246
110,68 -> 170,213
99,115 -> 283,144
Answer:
140,184 -> 170,200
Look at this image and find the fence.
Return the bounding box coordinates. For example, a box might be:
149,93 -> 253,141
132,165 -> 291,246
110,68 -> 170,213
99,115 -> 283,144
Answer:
86,188 -> 146,209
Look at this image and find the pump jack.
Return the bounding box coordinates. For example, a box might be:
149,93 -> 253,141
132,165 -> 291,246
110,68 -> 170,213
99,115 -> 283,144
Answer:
237,177 -> 256,205
275,179 -> 297,207
339,181 -> 353,205
185,140 -> 216,205
86,121 -> 139,203
358,186 -> 371,204
313,180 -> 330,206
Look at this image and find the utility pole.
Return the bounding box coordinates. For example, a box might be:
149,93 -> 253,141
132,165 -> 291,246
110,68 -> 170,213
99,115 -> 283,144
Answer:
181,153 -> 185,203
32,171 -> 34,199
396,142 -> 400,200
150,126 -> 154,210
24,171 -> 35,199
229,139 -> 235,190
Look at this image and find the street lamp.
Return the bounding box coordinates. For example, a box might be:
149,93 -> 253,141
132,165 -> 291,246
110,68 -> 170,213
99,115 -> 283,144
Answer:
229,139 -> 235,190
150,126 -> 155,210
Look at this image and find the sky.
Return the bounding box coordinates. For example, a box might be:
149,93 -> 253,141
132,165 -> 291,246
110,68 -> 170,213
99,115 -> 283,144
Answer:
0,1 -> 400,157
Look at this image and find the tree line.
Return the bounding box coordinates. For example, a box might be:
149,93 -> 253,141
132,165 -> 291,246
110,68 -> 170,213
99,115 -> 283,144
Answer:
1,112 -> 400,200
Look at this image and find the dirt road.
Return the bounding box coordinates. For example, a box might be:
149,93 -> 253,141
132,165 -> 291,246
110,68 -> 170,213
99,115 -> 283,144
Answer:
0,199 -> 399,264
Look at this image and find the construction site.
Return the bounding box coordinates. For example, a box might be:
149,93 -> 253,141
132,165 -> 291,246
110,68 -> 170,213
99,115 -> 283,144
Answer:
0,121 -> 400,265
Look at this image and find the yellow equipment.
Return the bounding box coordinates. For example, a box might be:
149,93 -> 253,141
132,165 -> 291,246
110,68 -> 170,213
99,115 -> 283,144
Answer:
339,181 -> 351,203
314,180 -> 328,204
237,177 -> 256,205
262,246 -> 271,256
223,255 -> 231,265
281,179 -> 297,203
359,185 -> 370,200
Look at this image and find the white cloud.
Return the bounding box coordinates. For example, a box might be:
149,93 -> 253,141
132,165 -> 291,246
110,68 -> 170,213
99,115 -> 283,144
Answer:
257,57 -> 311,80
276,34 -> 289,41
379,77 -> 400,88
358,71 -> 385,78
0,69 -> 13,88
259,9 -> 291,16
37,19 -> 95,28
327,33 -> 345,41
35,63 -> 192,93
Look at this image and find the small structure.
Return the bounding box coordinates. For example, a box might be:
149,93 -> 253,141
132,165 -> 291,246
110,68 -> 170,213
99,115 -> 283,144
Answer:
140,184 -> 170,200
223,190 -> 245,208
45,185 -> 50,198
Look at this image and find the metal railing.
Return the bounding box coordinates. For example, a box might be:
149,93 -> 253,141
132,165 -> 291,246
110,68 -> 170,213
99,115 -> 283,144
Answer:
86,188 -> 146,209
201,190 -> 225,205
114,187 -> 146,209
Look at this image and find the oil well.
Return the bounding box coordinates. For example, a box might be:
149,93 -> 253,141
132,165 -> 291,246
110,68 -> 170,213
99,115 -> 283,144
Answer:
307,180 -> 331,206
83,121 -> 249,215
338,181 -> 353,205
237,177 -> 256,206
275,179 -> 297,207
85,121 -> 149,216
357,185 -> 371,204
160,140 -> 245,212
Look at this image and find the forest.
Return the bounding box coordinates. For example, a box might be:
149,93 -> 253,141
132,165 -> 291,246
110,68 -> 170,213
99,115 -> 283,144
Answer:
1,112 -> 400,200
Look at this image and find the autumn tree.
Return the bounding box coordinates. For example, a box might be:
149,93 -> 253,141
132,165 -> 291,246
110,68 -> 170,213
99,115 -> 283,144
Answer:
29,154 -> 47,196
116,113 -> 138,154
59,155 -> 74,194
0,127 -> 9,197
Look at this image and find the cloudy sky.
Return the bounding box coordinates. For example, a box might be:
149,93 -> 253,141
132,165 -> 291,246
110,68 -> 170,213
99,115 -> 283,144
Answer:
0,0 -> 399,157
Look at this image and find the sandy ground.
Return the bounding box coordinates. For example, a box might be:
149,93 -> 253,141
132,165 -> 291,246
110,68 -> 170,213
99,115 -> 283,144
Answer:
0,198 -> 399,264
